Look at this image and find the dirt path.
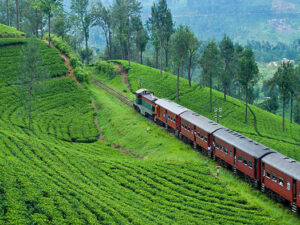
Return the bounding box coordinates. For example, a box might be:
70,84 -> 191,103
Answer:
115,63 -> 130,89
43,40 -> 83,87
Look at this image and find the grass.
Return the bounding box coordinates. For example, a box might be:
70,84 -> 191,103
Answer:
113,60 -> 300,161
88,66 -> 300,225
0,24 -> 25,38
1,31 -> 299,224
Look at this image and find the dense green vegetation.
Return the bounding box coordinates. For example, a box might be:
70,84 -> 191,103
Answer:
0,24 -> 24,38
113,60 -> 300,161
89,67 -> 300,224
0,38 -> 290,225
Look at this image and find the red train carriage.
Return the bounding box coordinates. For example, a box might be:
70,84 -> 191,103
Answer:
213,129 -> 275,185
180,111 -> 223,154
262,153 -> 300,211
155,99 -> 189,133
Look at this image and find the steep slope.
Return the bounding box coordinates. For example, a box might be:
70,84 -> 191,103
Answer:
114,60 -> 300,161
0,24 -> 24,38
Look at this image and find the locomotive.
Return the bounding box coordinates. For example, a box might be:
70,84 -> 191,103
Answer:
134,88 -> 300,213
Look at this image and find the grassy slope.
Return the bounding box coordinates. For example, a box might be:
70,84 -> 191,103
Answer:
0,38 -> 286,224
114,60 -> 300,161
88,66 -> 300,224
0,24 -> 25,38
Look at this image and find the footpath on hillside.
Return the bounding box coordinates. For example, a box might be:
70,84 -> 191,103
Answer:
43,40 -> 83,87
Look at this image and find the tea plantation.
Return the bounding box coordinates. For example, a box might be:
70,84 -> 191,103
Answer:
114,60 -> 300,161
0,24 -> 24,38
0,32 -> 299,224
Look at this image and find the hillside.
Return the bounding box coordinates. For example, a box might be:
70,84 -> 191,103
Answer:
0,24 -> 24,38
1,31 -> 299,223
111,60 -> 300,161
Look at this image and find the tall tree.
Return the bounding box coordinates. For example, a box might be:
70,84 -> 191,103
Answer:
186,27 -> 201,86
71,0 -> 92,64
163,9 -> 174,68
19,40 -> 44,130
148,0 -> 172,75
268,62 -> 293,131
238,48 -> 259,123
295,96 -> 300,125
200,41 -> 222,112
133,17 -> 148,64
171,25 -> 189,100
112,0 -> 141,64
290,63 -> 300,123
92,1 -> 113,59
35,0 -> 62,47
16,0 -> 19,30
219,35 -> 235,100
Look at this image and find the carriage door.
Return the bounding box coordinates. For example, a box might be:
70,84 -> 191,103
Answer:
293,179 -> 297,201
234,148 -> 237,166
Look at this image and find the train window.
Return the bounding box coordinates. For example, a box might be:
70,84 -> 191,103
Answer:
287,181 -> 290,190
243,158 -> 247,165
216,142 -> 219,149
248,161 -> 252,169
266,170 -> 271,179
220,144 -> 223,151
204,136 -> 207,142
272,174 -> 277,183
224,147 -> 228,154
200,134 -> 204,140
278,177 -> 284,186
197,132 -> 200,137
229,150 -> 232,156
188,127 -> 190,131
238,155 -> 242,162
163,112 -> 165,117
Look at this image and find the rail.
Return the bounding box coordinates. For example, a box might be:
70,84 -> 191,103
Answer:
92,78 -> 134,108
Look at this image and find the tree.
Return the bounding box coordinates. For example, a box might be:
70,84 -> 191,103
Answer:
92,1 -> 113,59
268,62 -> 293,131
290,63 -> 300,123
133,17 -> 148,64
16,0 -> 19,30
200,41 -> 222,112
171,25 -> 189,100
163,8 -> 174,68
112,0 -> 141,65
219,35 -> 236,100
148,0 -> 173,75
71,0 -> 92,64
259,86 -> 279,114
19,40 -> 44,130
238,48 -> 259,123
186,27 -> 201,86
295,96 -> 300,125
34,0 -> 62,47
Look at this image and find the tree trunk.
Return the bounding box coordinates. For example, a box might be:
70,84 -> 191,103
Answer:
188,54 -> 192,87
165,44 -> 169,68
85,33 -> 89,64
16,0 -> 19,30
155,49 -> 158,68
282,97 -> 285,132
127,17 -> 130,66
48,10 -> 51,47
177,66 -> 180,101
223,81 -> 227,101
290,95 -> 293,123
7,0 -> 10,26
140,50 -> 143,64
35,9 -> 39,37
159,37 -> 162,76
28,86 -> 32,130
245,89 -> 248,123
209,74 -> 212,112
108,29 -> 112,59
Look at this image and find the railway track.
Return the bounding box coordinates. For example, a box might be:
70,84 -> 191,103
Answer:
92,78 -> 134,108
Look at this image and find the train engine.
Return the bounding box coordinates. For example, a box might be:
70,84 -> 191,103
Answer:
133,89 -> 158,118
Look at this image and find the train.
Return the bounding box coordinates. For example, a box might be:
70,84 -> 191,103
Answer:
133,88 -> 300,213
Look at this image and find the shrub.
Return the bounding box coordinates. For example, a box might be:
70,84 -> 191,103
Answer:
95,61 -> 119,80
0,24 -> 25,38
74,67 -> 90,83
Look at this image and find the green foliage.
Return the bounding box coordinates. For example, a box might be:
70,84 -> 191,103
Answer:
0,38 -> 67,86
0,23 -> 25,38
45,34 -> 81,68
74,67 -> 90,83
95,61 -> 119,80
115,60 -> 300,161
